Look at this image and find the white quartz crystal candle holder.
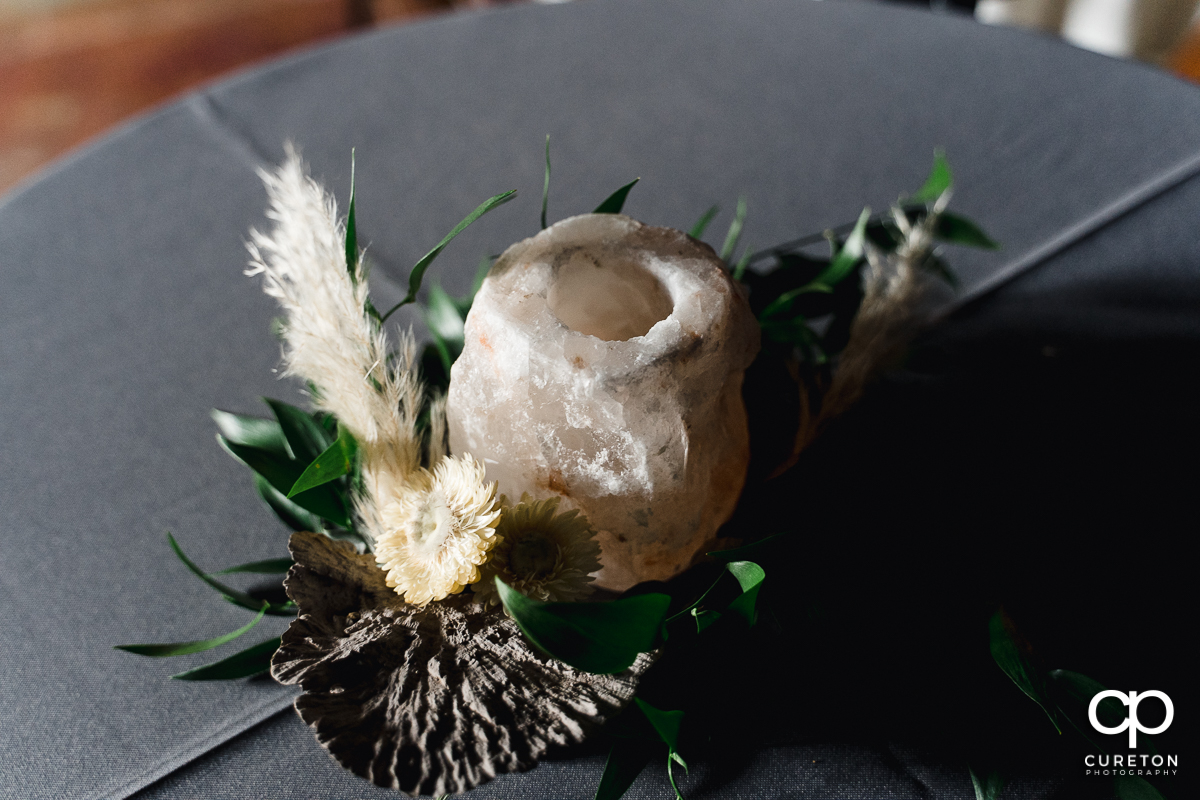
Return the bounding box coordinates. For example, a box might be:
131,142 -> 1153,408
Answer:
447,214 -> 760,590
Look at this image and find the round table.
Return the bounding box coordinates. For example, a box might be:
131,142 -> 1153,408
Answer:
1,0 -> 1195,798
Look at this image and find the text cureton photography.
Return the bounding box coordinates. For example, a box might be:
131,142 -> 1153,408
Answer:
1084,690 -> 1179,779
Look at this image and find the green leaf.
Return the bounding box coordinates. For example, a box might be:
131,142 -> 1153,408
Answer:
634,699 -> 687,800
1114,776 -> 1166,800
497,577 -> 669,674
688,205 -> 719,239
315,410 -> 338,439
380,189 -> 518,322
212,558 -> 294,575
935,212 -> 999,250
594,178 -> 640,214
912,149 -> 952,203
724,560 -> 766,626
988,609 -> 1061,733
665,560 -> 765,634
253,473 -> 323,533
218,436 -> 350,527
427,329 -> 455,384
692,607 -> 720,633
969,768 -> 1005,800
758,282 -> 833,322
731,244 -> 753,282
594,739 -> 654,800
364,295 -> 383,323
1047,669 -> 1145,753
288,426 -> 358,497
814,206 -> 869,287
218,594 -> 294,614
541,135 -> 551,230
634,698 -> 683,751
1048,669 -> 1110,726
346,148 -> 358,279
265,398 -> 333,465
166,533 -> 294,616
666,572 -> 724,629
759,316 -> 822,352
425,282 -> 468,378
211,409 -> 289,457
470,254 -> 494,301
419,340 -> 452,395
667,752 -> 688,800
171,636 -> 281,681
719,196 -> 747,262
762,320 -> 826,364
115,602 -> 267,657
426,283 -> 467,352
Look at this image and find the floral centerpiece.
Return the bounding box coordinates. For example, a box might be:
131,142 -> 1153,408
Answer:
115,142 -> 1168,800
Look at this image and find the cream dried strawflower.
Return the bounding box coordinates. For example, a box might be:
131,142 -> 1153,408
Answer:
376,454 -> 501,606
473,494 -> 602,607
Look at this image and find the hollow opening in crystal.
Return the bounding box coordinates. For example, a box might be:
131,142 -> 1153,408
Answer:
546,252 -> 673,341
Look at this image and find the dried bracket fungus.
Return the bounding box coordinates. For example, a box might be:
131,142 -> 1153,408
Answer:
272,532 -> 653,797
448,214 -> 760,591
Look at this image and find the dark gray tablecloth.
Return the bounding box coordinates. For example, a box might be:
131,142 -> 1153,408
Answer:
2,0 -> 1195,798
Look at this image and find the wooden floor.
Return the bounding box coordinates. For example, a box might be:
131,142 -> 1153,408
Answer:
1168,17 -> 1200,83
0,0 -> 487,192
1,0 -> 1198,195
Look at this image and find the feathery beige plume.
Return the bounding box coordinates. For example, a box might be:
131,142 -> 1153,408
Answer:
425,390 -> 448,467
245,146 -> 423,546
780,192 -> 950,473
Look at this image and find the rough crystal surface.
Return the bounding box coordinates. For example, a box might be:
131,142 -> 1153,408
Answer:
447,214 -> 760,590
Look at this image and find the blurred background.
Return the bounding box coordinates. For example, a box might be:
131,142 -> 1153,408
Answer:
3,0 -> 1200,195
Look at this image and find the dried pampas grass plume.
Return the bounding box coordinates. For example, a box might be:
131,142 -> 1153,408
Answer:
779,192 -> 951,473
245,146 -> 423,546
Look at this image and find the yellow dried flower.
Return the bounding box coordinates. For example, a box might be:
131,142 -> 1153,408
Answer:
375,454 -> 501,606
472,493 -> 602,607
